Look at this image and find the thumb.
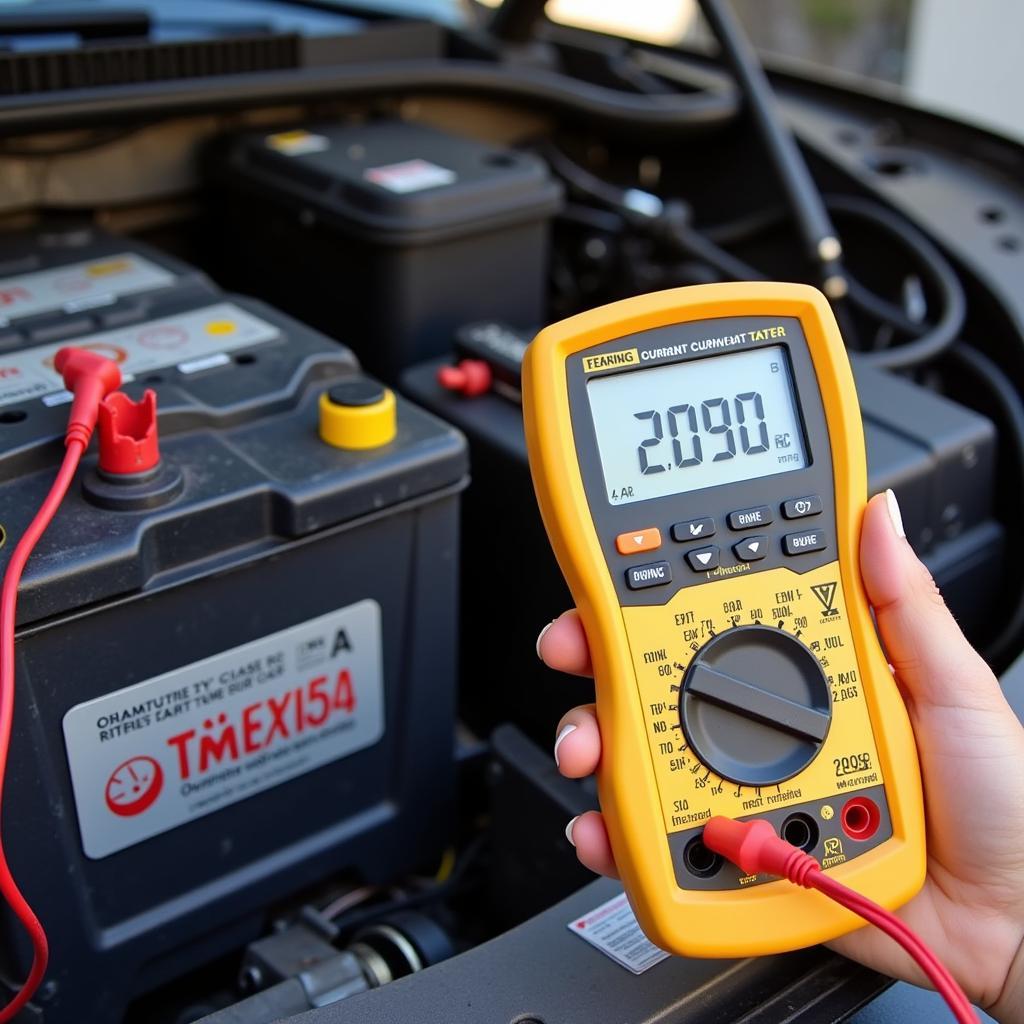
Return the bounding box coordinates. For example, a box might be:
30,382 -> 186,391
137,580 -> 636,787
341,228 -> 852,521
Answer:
859,490 -> 998,712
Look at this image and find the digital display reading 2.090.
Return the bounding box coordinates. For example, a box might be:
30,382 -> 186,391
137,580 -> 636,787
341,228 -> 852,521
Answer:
587,345 -> 808,505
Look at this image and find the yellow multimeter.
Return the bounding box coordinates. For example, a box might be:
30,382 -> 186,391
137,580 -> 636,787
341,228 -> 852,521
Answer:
522,283 -> 925,958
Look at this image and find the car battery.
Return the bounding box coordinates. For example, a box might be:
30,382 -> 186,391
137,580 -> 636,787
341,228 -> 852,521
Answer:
0,292 -> 468,1023
400,324 -> 1001,745
0,223 -> 217,351
205,119 -> 563,380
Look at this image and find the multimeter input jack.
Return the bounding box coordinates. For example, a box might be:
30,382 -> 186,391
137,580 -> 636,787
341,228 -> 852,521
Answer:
780,813 -> 819,853
683,836 -> 723,878
841,797 -> 881,841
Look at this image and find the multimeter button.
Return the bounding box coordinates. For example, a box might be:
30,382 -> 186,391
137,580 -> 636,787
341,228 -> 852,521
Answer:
727,506 -> 773,531
625,561 -> 672,590
782,495 -> 823,520
615,527 -> 662,555
685,546 -> 719,571
671,517 -> 715,543
733,536 -> 768,562
783,529 -> 827,556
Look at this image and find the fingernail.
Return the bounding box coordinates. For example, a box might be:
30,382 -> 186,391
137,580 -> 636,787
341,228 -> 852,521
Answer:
553,723 -> 577,767
885,489 -> 905,539
565,816 -> 579,847
536,619 -> 556,660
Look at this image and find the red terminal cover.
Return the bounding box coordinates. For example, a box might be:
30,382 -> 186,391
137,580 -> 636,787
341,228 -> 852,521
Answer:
98,390 -> 160,475
437,359 -> 492,397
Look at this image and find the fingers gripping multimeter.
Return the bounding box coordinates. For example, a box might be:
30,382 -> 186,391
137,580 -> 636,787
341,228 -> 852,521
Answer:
523,283 -> 925,958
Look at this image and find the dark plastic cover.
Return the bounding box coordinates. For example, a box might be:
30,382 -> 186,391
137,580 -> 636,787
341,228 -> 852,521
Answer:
215,119 -> 563,243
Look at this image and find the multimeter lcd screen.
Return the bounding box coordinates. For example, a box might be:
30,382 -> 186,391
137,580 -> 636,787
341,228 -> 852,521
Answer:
587,345 -> 808,505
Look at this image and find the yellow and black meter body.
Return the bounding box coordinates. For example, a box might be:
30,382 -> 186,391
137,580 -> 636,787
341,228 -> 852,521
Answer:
523,283 -> 925,958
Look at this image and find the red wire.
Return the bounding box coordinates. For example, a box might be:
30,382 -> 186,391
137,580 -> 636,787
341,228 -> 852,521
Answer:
808,870 -> 978,1024
0,438 -> 85,1021
701,816 -> 979,1024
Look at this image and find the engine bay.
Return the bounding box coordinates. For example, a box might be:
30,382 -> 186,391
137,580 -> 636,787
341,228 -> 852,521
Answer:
0,3 -> 1021,1022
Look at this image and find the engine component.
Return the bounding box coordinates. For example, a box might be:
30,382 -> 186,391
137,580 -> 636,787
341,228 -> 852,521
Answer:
0,235 -> 467,1024
205,119 -> 563,380
196,910 -> 452,1023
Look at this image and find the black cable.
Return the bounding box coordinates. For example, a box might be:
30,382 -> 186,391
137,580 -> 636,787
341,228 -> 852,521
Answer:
945,346 -> 1024,667
329,834 -> 487,936
659,203 -> 763,281
698,197 -> 966,367
545,141 -> 966,371
696,0 -> 845,295
701,204 -> 789,246
826,196 -> 966,370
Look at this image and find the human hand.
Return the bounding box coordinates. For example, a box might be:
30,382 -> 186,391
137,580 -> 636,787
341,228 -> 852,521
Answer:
538,491 -> 1024,1022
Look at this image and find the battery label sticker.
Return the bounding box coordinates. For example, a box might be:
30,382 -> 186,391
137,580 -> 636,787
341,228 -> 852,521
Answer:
364,159 -> 456,193
63,600 -> 385,859
568,893 -> 670,975
0,253 -> 176,325
0,302 -> 279,409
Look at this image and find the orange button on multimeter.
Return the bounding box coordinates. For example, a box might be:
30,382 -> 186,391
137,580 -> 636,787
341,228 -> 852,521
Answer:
615,527 -> 661,555
522,283 -> 925,959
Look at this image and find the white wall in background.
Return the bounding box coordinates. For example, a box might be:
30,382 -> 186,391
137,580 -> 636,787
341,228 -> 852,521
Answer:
906,0 -> 1024,141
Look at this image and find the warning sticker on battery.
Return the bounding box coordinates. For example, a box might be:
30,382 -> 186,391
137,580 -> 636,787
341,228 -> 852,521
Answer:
0,302 -> 280,409
0,253 -> 176,325
62,600 -> 384,859
364,159 -> 456,193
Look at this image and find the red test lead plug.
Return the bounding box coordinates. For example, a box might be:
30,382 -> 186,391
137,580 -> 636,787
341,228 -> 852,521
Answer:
53,346 -> 123,448
0,346 -> 122,1021
702,817 -> 980,1024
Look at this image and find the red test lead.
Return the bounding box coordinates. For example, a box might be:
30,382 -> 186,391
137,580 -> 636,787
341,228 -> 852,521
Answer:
702,816 -> 980,1024
0,347 -> 121,1021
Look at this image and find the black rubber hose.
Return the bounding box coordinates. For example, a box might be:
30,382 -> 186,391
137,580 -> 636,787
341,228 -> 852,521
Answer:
945,345 -> 1024,667
696,0 -> 843,288
547,145 -> 966,370
0,59 -> 739,135
826,196 -> 967,369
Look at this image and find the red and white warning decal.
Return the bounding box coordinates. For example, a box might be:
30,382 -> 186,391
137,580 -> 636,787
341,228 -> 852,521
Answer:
364,159 -> 456,194
62,600 -> 384,859
0,253 -> 175,324
567,892 -> 670,975
0,301 -> 279,409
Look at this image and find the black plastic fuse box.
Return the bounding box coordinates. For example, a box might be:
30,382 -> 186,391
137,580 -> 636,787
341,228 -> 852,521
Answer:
0,286 -> 468,1023
0,223 -> 217,351
206,119 -> 563,379
400,329 -> 1001,745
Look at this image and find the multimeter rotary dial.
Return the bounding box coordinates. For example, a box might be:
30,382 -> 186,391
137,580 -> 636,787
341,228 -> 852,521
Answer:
680,625 -> 831,787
